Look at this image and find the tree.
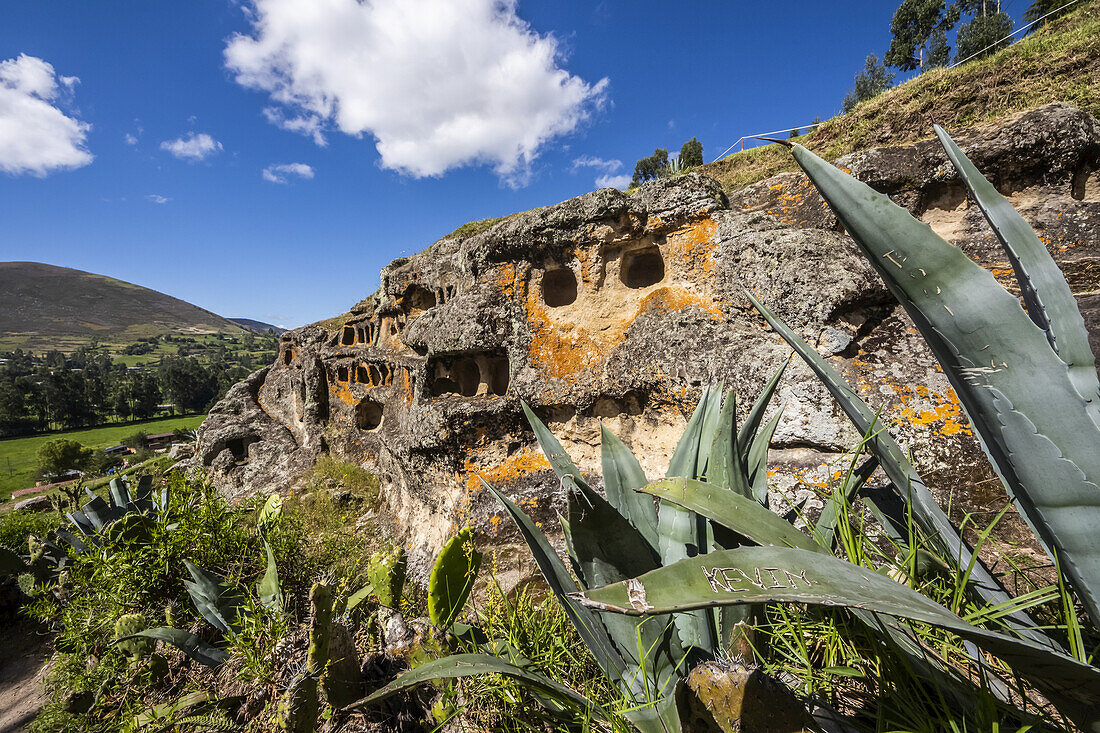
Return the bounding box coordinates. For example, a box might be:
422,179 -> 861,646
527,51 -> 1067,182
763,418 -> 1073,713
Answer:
955,10 -> 1013,63
884,0 -> 960,71
842,55 -> 895,113
159,357 -> 217,414
36,438 -> 93,480
927,27 -> 951,67
788,127 -> 802,139
678,137 -> 703,168
1024,0 -> 1071,31
632,148 -> 669,185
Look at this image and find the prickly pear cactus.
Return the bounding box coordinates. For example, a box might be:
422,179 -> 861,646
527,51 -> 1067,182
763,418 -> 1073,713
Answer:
114,613 -> 154,660
428,526 -> 482,628
366,546 -> 405,609
278,583 -> 332,733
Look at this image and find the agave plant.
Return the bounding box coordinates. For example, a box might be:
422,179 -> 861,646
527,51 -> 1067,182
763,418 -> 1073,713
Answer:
347,370 -> 794,731
1,475 -> 167,595
115,505 -> 285,668
574,129 -> 1100,731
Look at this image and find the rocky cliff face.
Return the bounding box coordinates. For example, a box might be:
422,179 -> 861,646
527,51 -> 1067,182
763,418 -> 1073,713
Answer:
187,103 -> 1100,577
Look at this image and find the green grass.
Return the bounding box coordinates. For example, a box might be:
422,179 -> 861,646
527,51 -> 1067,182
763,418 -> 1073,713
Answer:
0,415 -> 206,500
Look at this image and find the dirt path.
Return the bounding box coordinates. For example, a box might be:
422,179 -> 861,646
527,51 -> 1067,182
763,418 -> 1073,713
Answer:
0,609 -> 52,733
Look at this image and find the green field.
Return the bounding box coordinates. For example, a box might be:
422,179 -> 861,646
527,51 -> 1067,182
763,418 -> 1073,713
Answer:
0,415 -> 206,500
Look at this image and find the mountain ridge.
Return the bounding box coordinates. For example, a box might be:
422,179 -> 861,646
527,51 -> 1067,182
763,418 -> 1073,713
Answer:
0,261 -> 244,351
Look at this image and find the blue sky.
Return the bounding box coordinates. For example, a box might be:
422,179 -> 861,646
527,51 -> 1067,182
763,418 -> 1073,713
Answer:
0,1 -> 1032,329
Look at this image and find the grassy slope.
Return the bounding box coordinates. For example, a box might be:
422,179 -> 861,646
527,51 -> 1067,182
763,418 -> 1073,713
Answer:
698,2 -> 1100,191
0,415 -> 206,499
0,262 -> 244,352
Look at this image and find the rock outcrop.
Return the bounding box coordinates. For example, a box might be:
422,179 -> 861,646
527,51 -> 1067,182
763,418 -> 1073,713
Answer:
187,103 -> 1100,576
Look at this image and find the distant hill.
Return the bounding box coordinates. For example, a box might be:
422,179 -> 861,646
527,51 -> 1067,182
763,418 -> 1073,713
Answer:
0,262 -> 243,352
229,318 -> 286,335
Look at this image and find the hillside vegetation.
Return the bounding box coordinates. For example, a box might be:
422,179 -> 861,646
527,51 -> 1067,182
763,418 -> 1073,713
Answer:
700,1 -> 1100,190
0,262 -> 242,352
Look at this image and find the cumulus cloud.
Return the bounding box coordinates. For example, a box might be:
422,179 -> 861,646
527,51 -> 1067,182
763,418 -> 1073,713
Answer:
262,162 -> 314,183
0,54 -> 93,176
571,155 -> 620,173
225,0 -> 608,183
594,173 -> 631,189
124,133 -> 138,146
160,132 -> 223,162
571,155 -> 628,189
145,194 -> 170,204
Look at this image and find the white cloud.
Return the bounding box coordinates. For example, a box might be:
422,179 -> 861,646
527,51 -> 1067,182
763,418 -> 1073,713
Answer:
145,194 -> 170,204
124,133 -> 138,146
0,54 -> 93,176
262,162 -> 314,183
160,132 -> 223,162
595,173 -> 631,189
571,155 -> 621,174
225,0 -> 608,184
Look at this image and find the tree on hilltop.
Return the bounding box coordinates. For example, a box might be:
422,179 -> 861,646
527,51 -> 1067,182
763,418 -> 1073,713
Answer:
679,137 -> 703,168
632,148 -> 669,185
842,55 -> 895,113
885,0 -> 960,71
1024,0 -> 1073,31
928,27 -> 951,67
955,9 -> 1013,63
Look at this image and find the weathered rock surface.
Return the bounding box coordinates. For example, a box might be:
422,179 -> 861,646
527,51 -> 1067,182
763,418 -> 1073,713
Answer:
186,103 -> 1100,577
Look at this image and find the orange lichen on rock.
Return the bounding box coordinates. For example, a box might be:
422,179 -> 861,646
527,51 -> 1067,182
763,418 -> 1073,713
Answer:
523,289 -> 608,384
638,286 -> 723,319
463,450 -> 551,495
889,383 -> 971,436
330,378 -> 358,407
668,217 -> 719,275
495,263 -> 517,298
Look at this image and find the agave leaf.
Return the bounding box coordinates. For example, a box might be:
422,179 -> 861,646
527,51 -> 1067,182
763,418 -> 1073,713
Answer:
934,124 -> 1100,417
622,686 -> 685,733
183,560 -> 237,635
341,653 -> 609,721
789,140 -> 1100,628
644,478 -> 986,711
659,388 -> 719,657
565,476 -> 681,693
80,495 -> 112,531
600,424 -> 659,548
706,389 -> 751,499
132,475 -> 154,513
575,546 -> 1100,730
481,479 -> 626,682
121,628 -> 229,667
65,510 -> 95,537
666,387 -> 713,480
256,541 -> 283,613
747,406 -> 783,506
54,528 -> 90,554
557,511 -> 581,578
695,382 -> 725,477
108,477 -> 133,517
522,402 -> 590,490
737,359 -> 788,459
747,292 -> 1052,647
643,478 -> 820,553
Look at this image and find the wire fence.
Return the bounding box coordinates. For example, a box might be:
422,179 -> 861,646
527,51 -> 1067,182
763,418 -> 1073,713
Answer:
709,0 -> 1083,164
